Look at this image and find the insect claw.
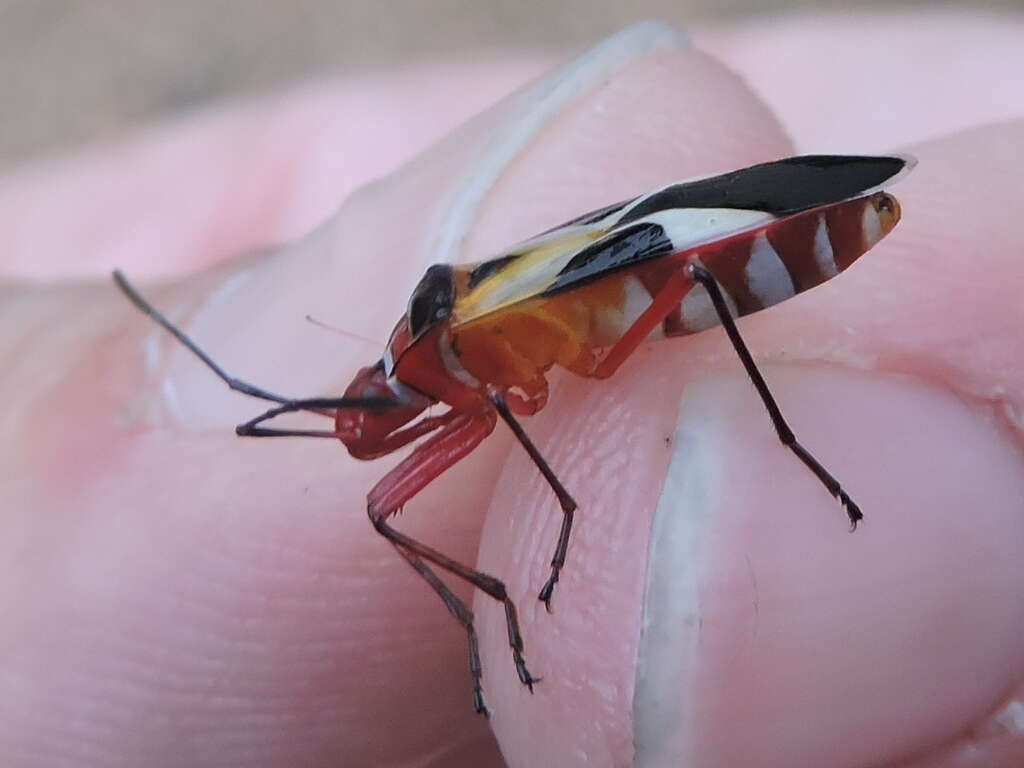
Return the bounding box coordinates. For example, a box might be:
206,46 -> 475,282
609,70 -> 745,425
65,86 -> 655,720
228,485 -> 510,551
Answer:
538,576 -> 557,611
474,690 -> 490,718
840,490 -> 863,532
513,652 -> 539,693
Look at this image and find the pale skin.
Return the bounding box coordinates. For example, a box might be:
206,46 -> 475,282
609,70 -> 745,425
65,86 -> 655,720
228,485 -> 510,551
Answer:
2,14 -> 1024,768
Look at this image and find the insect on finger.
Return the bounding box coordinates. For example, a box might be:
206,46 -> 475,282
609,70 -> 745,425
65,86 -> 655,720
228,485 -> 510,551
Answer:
115,153 -> 913,713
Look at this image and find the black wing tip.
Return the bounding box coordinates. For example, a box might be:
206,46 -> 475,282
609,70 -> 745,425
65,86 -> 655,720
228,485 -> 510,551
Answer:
779,152 -> 905,168
779,153 -> 916,182
620,153 -> 917,222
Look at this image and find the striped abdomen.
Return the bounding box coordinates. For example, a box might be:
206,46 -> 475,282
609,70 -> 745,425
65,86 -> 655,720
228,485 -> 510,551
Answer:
657,191 -> 900,336
449,191 -> 900,388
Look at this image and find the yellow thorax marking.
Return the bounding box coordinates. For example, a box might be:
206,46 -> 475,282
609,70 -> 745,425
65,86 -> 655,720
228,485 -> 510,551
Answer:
454,228 -> 606,325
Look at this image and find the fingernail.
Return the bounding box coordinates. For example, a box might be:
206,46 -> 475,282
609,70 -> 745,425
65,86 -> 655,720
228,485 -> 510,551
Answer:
634,365 -> 1024,767
633,373 -> 724,767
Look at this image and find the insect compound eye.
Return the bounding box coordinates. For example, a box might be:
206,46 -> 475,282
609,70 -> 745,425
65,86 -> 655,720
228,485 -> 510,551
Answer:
407,264 -> 455,339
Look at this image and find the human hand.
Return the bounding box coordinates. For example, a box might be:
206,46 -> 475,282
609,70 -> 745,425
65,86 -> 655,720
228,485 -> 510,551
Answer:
2,14 -> 1023,768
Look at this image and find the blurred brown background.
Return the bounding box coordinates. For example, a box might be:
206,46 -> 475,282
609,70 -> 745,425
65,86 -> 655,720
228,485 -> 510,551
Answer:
1,0 -> 1020,171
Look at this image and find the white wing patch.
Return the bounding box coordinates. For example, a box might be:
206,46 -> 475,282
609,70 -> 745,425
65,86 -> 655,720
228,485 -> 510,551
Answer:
639,207 -> 775,252
813,213 -> 838,279
595,274 -> 658,342
745,231 -> 795,307
680,257 -> 738,332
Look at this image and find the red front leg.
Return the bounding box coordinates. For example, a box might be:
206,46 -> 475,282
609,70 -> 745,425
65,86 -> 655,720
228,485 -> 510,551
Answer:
346,412 -> 455,459
366,407 -> 539,715
367,410 -> 495,514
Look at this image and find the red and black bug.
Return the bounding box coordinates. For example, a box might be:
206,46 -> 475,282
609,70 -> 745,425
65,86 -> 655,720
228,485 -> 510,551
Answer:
114,153 -> 914,715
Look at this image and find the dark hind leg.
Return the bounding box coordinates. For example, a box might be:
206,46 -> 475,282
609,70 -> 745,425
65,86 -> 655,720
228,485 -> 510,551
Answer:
685,263 -> 862,529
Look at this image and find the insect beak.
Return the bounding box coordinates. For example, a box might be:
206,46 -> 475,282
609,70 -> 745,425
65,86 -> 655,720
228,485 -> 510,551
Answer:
335,364 -> 431,454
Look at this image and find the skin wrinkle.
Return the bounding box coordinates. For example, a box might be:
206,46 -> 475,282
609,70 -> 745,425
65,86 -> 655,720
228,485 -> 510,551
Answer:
730,355 -> 1024,465
892,691 -> 1024,767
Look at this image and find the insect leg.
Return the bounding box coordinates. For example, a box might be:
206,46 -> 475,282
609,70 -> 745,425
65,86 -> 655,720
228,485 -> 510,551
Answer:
233,396 -> 401,439
686,264 -> 863,530
592,269 -> 691,379
491,395 -> 577,612
390,543 -> 489,716
511,273 -> 692,610
371,515 -> 538,695
366,410 -> 539,705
